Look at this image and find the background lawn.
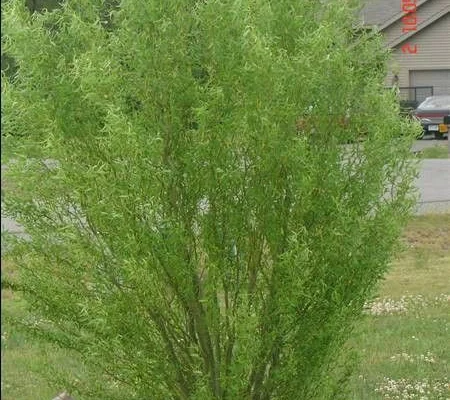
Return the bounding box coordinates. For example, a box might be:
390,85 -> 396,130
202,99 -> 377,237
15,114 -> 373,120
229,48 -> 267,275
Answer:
418,143 -> 448,159
349,214 -> 450,399
2,214 -> 450,399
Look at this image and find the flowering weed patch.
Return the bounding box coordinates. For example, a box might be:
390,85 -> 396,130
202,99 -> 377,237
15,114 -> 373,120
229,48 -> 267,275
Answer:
349,214 -> 450,399
375,377 -> 449,399
389,351 -> 437,364
364,294 -> 450,316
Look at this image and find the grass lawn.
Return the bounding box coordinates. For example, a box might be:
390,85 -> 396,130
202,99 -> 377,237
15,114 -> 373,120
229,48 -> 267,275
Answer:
2,215 -> 450,399
1,262 -> 84,400
418,143 -> 448,159
349,214 -> 450,399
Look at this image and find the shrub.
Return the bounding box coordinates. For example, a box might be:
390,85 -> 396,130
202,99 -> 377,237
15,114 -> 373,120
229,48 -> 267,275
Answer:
2,0 -> 420,398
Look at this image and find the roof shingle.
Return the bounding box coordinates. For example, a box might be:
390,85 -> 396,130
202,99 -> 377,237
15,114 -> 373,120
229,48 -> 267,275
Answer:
360,0 -> 430,27
361,0 -> 401,26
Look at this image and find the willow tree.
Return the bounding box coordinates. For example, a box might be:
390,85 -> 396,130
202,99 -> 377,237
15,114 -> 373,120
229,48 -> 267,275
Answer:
1,0 -> 419,399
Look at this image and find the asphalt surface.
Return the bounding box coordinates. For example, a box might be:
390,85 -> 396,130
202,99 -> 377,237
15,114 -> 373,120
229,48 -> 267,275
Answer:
2,140 -> 449,235
412,138 -> 450,213
415,158 -> 450,214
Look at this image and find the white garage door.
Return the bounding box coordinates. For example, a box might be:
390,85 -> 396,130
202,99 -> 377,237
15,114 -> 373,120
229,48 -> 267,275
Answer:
409,69 -> 450,97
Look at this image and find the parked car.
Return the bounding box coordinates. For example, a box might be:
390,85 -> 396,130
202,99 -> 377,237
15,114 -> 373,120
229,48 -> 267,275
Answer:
413,95 -> 450,139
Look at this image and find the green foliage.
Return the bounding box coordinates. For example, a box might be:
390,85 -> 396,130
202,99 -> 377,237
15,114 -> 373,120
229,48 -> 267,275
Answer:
1,0 -> 61,78
2,0 -> 420,398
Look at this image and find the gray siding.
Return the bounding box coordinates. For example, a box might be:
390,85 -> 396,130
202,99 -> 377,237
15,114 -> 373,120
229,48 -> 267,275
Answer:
385,12 -> 450,89
382,0 -> 449,46
410,70 -> 450,95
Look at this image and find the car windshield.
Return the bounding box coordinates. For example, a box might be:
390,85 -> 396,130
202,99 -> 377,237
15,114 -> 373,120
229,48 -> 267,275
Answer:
418,96 -> 450,109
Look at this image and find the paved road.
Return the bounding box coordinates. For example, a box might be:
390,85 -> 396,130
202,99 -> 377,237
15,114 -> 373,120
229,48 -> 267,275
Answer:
415,158 -> 450,214
2,141 -> 449,234
411,139 -> 450,213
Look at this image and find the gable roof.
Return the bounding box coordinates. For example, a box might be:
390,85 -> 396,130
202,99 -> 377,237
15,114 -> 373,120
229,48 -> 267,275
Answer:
387,6 -> 450,47
361,0 -> 429,28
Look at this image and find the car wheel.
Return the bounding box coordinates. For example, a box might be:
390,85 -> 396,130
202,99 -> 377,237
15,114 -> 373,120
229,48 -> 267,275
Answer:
434,132 -> 445,140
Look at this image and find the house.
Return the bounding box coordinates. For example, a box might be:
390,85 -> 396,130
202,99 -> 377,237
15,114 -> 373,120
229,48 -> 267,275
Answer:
361,0 -> 450,103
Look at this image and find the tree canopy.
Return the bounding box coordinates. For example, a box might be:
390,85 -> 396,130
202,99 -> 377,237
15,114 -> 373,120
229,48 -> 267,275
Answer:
2,0 -> 420,399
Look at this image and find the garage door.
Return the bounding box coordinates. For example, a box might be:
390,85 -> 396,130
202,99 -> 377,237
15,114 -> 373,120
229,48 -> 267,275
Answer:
409,69 -> 450,97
